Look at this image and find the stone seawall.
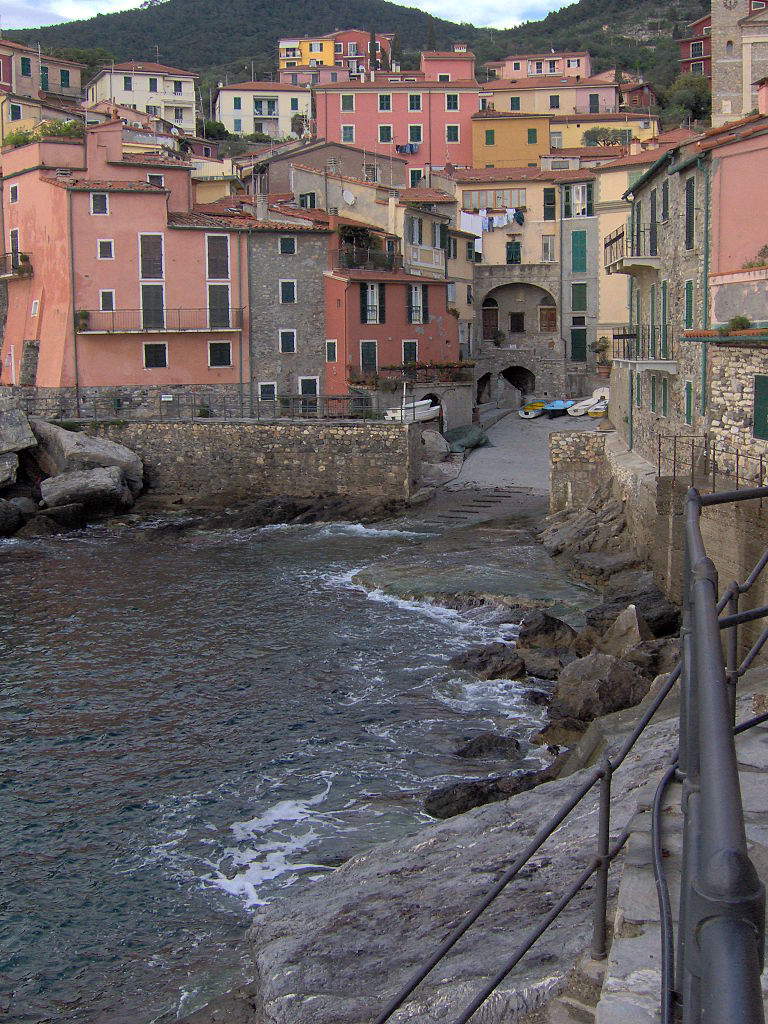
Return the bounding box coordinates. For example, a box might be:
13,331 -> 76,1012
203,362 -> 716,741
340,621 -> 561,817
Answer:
79,420 -> 420,502
549,430 -> 608,512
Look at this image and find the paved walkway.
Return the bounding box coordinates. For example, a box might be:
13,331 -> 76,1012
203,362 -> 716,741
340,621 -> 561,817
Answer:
447,410 -> 601,493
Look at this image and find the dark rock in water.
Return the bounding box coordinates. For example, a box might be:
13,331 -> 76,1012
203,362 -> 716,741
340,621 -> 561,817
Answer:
552,651 -> 651,724
202,495 -> 407,531
7,496 -> 37,519
449,643 -> 525,680
585,590 -> 680,638
517,610 -> 578,650
0,498 -> 22,536
455,732 -> 522,760
572,551 -> 642,580
515,645 -> 570,680
423,757 -> 565,819
38,503 -> 87,529
15,515 -> 61,538
523,687 -> 552,706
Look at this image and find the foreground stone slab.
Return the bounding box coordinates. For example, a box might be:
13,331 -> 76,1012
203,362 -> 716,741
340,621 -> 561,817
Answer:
0,408 -> 36,455
30,417 -> 144,495
40,466 -> 133,513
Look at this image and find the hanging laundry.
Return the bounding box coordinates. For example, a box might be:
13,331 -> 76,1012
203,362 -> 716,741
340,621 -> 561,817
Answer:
514,209 -> 525,225
460,211 -> 483,254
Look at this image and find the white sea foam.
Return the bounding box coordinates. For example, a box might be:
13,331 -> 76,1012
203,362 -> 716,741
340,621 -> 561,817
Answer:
260,521 -> 433,540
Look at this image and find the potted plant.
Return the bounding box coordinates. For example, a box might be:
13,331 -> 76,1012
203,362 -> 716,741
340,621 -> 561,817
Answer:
590,336 -> 611,378
74,309 -> 90,332
15,253 -> 32,277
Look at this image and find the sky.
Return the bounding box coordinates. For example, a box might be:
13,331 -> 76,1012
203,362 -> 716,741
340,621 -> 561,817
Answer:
2,0 -> 573,31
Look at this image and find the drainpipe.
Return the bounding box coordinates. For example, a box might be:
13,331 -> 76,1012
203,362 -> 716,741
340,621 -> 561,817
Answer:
698,156 -> 711,415
558,184 -> 564,364
628,367 -> 633,449
67,190 -> 81,416
244,229 -> 253,415
236,228 -> 244,416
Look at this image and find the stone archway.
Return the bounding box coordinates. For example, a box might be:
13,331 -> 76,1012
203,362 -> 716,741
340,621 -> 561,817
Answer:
476,372 -> 493,404
501,366 -> 536,397
480,283 -> 558,344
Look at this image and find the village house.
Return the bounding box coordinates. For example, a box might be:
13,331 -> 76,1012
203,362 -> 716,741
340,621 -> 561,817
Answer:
483,51 -> 594,82
213,82 -> 312,139
86,62 -> 198,135
711,0 -> 768,125
479,75 -> 620,117
678,13 -> 713,81
278,30 -> 394,79
0,39 -> 84,103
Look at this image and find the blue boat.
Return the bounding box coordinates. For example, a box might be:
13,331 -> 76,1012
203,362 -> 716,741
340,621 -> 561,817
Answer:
543,399 -> 576,419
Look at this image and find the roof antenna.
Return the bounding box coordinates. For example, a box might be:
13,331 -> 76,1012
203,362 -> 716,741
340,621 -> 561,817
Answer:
155,44 -> 160,62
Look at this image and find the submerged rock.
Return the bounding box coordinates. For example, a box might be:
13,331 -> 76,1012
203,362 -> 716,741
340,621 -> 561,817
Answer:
455,732 -> 522,760
449,643 -> 525,680
423,758 -> 564,819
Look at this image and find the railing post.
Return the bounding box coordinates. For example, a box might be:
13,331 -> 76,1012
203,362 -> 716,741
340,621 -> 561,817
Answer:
691,437 -> 695,488
727,586 -> 740,722
673,435 -> 678,482
591,759 -> 612,960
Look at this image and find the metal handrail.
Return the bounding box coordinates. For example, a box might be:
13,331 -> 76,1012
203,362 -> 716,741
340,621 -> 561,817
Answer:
74,308 -> 244,333
613,324 -> 674,361
658,434 -> 768,493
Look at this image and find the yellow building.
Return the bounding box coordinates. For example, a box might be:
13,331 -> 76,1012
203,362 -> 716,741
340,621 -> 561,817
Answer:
472,112 -> 552,168
479,75 -> 620,116
551,113 -> 659,149
279,36 -> 336,69
0,92 -> 83,144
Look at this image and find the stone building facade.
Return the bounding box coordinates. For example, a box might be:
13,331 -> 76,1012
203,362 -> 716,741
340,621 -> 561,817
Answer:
711,0 -> 768,126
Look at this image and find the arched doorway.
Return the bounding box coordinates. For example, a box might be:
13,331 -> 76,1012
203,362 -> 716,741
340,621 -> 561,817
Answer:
481,296 -> 499,340
501,366 -> 536,399
476,373 -> 493,404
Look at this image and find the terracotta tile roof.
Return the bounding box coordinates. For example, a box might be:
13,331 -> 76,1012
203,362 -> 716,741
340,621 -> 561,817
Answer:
496,51 -> 590,60
450,165 -> 594,184
397,187 -> 456,202
549,146 -> 627,156
216,81 -> 310,92
597,146 -> 678,169
48,178 -> 167,193
107,61 -> 197,77
168,211 -> 329,231
655,127 -> 699,143
481,75 -> 614,92
422,50 -> 475,58
550,112 -> 659,123
116,152 -> 191,167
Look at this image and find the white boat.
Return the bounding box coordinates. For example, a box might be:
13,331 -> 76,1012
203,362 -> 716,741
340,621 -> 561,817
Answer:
518,400 -> 546,419
384,399 -> 441,423
567,387 -> 610,417
587,398 -> 609,418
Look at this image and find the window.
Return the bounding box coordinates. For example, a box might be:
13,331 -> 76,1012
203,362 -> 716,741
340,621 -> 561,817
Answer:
485,129 -> 495,146
209,341 -> 232,367
141,284 -> 164,329
9,185 -> 18,204
467,284 -> 473,303
279,236 -> 297,255
90,192 -> 109,215
510,96 -> 521,111
360,340 -> 377,371
405,215 -> 423,245
174,108 -> 184,123
347,42 -> 358,55
650,375 -> 657,412
542,235 -> 555,262
360,282 -> 385,324
466,241 -> 475,261
208,284 -> 230,327
408,284 -> 428,324
568,58 -> 581,68
512,61 -> 521,71
147,104 -> 159,116
379,124 -> 393,143
509,312 -> 525,332
690,62 -> 705,76
233,96 -> 242,110
684,177 -> 695,250
378,93 -> 391,111
290,97 -> 299,111
279,329 -> 296,353
9,104 -> 22,121
446,124 -> 459,143
661,179 -> 669,222
506,241 -> 521,264
325,340 -> 337,362
571,230 -> 586,273
99,289 -> 115,312
438,74 -> 450,82
549,95 -> 560,110
40,66 -> 48,91
691,41 -> 704,57
60,69 -> 70,88
563,182 -> 594,217
206,234 -> 229,279
447,281 -> 456,302
299,192 -> 316,209
233,119 -> 242,132
341,125 -> 355,143
123,75 -> 133,91
571,283 -> 587,311
149,77 -> 158,92
97,239 -> 114,260
341,94 -> 354,112
259,382 -> 276,401
173,80 -> 183,95
335,43 -> 343,53
684,280 -> 694,328
409,124 -> 422,143
535,61 -> 544,74
139,234 -> 163,278
403,340 -> 418,364
147,173 -> 164,188
684,381 -> 693,425
31,300 -> 39,317
543,187 -> 556,221
20,56 -> 31,76
549,59 -> 558,73
527,128 -> 538,145
409,168 -> 423,187
446,93 -> 459,111
280,280 -> 296,303
144,343 -> 167,368
661,376 -> 669,416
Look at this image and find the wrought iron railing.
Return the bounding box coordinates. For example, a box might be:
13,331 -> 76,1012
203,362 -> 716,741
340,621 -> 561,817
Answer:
658,434 -> 768,493
613,324 -> 674,361
372,484 -> 768,1024
0,252 -> 32,277
74,308 -> 244,333
604,225 -> 660,267
335,246 -> 402,272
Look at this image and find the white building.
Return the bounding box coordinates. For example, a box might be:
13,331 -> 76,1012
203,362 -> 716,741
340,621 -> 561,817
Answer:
86,61 -> 198,135
214,82 -> 311,138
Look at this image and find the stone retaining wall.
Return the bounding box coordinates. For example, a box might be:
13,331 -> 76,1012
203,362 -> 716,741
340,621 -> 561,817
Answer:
78,420 -> 420,502
549,430 -> 608,512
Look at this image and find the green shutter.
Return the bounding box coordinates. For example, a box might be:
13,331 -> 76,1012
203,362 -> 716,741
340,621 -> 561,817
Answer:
661,377 -> 669,416
685,381 -> 693,424
685,177 -> 695,249
586,182 -> 594,217
651,375 -> 657,411
506,241 -> 521,264
510,96 -> 520,111
485,129 -> 495,145
527,128 -> 537,144
635,374 -> 642,408
754,375 -> 768,440
563,186 -> 572,218
570,329 -> 587,361
571,230 -> 586,273
571,283 -> 587,311
684,280 -> 694,329
661,281 -> 669,357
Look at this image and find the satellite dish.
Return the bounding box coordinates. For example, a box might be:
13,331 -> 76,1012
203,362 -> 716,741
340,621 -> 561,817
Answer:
342,188 -> 356,205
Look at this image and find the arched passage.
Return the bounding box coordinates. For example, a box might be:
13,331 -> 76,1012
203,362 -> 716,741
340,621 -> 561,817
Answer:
476,372 -> 493,404
501,365 -> 536,398
481,284 -> 558,342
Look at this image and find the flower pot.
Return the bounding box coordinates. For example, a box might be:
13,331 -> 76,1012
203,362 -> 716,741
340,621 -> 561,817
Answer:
597,364 -> 611,379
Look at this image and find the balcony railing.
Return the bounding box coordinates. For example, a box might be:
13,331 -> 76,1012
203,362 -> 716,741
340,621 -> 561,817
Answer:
612,324 -> 675,361
573,104 -> 620,114
349,362 -> 475,387
335,246 -> 403,272
75,308 -> 243,333
0,252 -> 32,279
604,225 -> 659,269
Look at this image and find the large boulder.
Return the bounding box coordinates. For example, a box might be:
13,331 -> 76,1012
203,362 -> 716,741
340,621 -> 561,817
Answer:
0,453 -> 18,488
552,651 -> 651,723
585,590 -> 680,638
455,732 -> 522,760
571,551 -> 642,581
0,498 -> 22,536
420,429 -> 450,462
515,645 -> 572,681
516,610 -> 578,650
423,758 -> 564,819
449,643 -> 525,680
597,604 -> 653,658
40,466 -> 133,514
625,637 -> 682,680
30,418 -> 143,495
0,407 -> 36,455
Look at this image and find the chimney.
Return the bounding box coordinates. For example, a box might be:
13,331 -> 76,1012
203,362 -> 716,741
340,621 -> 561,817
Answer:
629,137 -> 642,155
255,194 -> 269,220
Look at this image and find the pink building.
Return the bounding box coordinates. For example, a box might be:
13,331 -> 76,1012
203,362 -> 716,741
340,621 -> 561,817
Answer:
331,29 -> 394,75
0,121 -> 248,404
420,46 -> 476,82
278,66 -> 351,86
484,51 -> 593,81
313,78 -> 479,182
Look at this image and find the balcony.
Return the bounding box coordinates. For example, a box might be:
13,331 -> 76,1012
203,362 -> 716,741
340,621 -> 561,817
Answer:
334,246 -> 403,273
405,245 -> 446,278
0,252 -> 32,280
74,308 -> 243,334
604,226 -> 661,275
612,324 -> 677,369
349,361 -> 475,388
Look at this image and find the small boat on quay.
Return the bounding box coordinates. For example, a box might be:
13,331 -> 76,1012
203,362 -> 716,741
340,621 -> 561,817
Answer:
587,398 -> 609,418
518,400 -> 546,419
567,387 -> 610,417
384,399 -> 441,423
543,399 -> 576,419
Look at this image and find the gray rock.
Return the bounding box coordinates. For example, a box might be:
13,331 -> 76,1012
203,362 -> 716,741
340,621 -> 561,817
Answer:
14,515 -> 60,538
597,604 -> 653,659
38,503 -> 87,529
449,643 -> 525,680
585,591 -> 680,639
0,407 -> 36,455
0,453 -> 18,488
420,429 -> 450,462
515,646 -> 567,681
624,637 -> 682,680
424,759 -> 563,819
30,418 -> 143,495
517,610 -> 578,650
571,551 -> 642,580
455,732 -> 522,760
604,569 -> 657,598
40,466 -> 133,514
0,498 -> 22,536
552,651 -> 651,724
7,496 -> 37,519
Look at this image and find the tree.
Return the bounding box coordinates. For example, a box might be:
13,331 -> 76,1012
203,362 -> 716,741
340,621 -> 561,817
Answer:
369,28 -> 378,71
663,72 -> 712,124
391,33 -> 402,67
426,18 -> 437,52
582,127 -> 629,146
202,119 -> 229,139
